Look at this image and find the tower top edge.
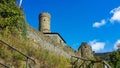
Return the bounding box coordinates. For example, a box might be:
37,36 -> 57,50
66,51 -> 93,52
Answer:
40,12 -> 51,18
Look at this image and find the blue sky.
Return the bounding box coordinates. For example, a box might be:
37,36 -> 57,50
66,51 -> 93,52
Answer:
18,0 -> 120,53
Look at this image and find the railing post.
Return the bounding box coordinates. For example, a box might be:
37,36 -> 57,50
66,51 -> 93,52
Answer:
92,62 -> 94,68
26,57 -> 29,68
84,61 -> 86,68
103,62 -> 104,68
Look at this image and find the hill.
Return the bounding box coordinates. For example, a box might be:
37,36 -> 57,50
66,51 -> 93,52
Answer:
0,0 -> 111,68
95,52 -> 111,60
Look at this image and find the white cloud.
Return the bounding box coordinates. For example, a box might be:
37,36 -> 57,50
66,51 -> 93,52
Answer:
93,19 -> 106,28
110,6 -> 120,23
114,39 -> 120,50
92,6 -> 120,28
88,40 -> 105,52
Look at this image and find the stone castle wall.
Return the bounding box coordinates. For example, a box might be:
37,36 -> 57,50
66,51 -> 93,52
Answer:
27,27 -> 75,58
43,33 -> 66,46
28,27 -> 93,59
36,12 -> 93,59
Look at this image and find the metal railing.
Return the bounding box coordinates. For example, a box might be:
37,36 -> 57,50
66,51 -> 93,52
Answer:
0,62 -> 9,68
71,56 -> 111,68
0,39 -> 36,68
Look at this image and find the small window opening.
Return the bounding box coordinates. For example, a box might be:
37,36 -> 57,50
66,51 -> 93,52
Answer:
44,19 -> 45,21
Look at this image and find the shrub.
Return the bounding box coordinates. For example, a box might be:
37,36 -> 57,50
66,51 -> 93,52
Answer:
0,0 -> 27,40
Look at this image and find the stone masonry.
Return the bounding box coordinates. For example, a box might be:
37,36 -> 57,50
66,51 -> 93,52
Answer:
39,12 -> 51,33
39,12 -> 66,46
77,42 -> 93,58
34,12 -> 94,59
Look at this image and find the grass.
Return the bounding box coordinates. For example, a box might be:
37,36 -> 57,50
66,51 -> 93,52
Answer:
0,0 -> 72,67
0,32 -> 71,68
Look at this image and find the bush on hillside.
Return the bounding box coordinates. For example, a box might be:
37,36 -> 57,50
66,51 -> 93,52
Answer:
107,51 -> 120,68
0,0 -> 27,39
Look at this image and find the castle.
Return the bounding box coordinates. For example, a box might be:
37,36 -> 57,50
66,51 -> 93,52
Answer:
38,12 -> 93,58
39,12 -> 66,46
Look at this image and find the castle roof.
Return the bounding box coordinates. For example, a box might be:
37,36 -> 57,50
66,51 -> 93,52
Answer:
44,32 -> 66,43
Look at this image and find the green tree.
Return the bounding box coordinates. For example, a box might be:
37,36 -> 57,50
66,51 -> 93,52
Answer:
107,51 -> 120,68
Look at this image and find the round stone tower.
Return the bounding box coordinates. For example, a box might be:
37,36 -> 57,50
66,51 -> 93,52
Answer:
39,12 -> 51,33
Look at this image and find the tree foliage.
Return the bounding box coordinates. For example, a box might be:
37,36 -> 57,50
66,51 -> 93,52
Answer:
0,0 -> 27,39
107,51 -> 120,68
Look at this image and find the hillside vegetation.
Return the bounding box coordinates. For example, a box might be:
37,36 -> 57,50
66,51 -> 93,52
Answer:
0,0 -> 115,68
0,0 -> 71,68
106,51 -> 120,68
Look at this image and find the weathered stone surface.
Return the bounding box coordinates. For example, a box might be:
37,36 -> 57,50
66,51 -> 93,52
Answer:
39,12 -> 51,33
29,12 -> 94,59
27,27 -> 75,58
78,42 -> 93,58
27,27 -> 93,59
44,33 -> 66,46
